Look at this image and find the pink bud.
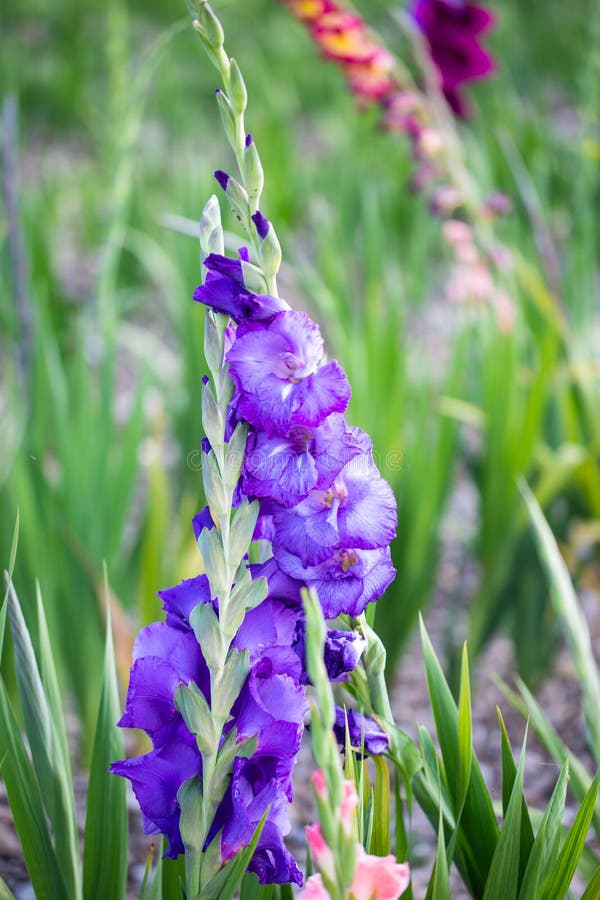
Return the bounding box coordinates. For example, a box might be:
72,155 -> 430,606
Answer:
340,780 -> 359,836
306,823 -> 336,882
311,769 -> 328,800
298,874 -> 331,900
350,846 -> 410,899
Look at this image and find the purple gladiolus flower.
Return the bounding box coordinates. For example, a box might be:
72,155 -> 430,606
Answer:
214,759 -> 304,884
226,311 -> 351,437
111,738 -> 202,858
334,707 -> 390,756
271,452 -> 397,565
242,414 -> 372,508
110,616 -> 210,857
194,252 -> 288,322
412,0 -> 496,117
274,545 -> 396,618
324,629 -> 366,681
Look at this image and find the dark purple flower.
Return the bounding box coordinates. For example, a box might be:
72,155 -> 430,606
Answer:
214,168 -> 230,191
272,453 -> 397,565
226,311 -> 351,437
252,210 -> 270,239
233,598 -> 302,682
243,414 -> 371,509
216,759 -> 303,885
324,629 -> 366,681
412,0 -> 496,117
274,545 -> 396,618
194,253 -> 287,322
334,707 -> 389,756
111,737 -> 202,858
192,506 -> 215,540
111,618 -> 210,857
158,574 -> 212,630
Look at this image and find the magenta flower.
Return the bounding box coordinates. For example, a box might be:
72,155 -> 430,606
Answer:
412,0 -> 496,117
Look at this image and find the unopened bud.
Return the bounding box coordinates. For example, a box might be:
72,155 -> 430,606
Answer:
244,138 -> 264,208
259,224 -> 282,279
199,194 -> 224,257
198,1 -> 224,48
229,58 -> 247,115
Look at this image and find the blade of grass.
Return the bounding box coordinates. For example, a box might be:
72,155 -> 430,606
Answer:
482,733 -> 528,900
540,774 -> 600,900
5,576 -> 80,897
519,762 -> 569,900
82,590 -> 128,900
419,618 -> 499,894
520,479 -> 600,758
497,709 -> 534,884
581,864 -> 600,900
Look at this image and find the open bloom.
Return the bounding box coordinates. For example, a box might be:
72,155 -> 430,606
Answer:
227,311 -> 351,437
271,452 -> 397,565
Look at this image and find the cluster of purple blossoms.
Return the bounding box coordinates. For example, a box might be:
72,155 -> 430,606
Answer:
112,193 -> 396,885
195,219 -> 397,622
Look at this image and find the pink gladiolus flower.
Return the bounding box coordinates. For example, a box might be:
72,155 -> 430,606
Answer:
350,846 -> 410,899
311,769 -> 328,800
340,779 -> 359,836
299,874 -> 331,899
306,823 -> 336,881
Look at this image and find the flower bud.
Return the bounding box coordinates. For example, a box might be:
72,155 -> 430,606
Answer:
198,1 -> 224,48
244,137 -> 264,208
229,58 -> 247,115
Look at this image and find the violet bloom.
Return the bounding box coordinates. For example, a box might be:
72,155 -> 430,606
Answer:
324,629 -> 366,681
226,311 -> 351,437
412,0 -> 496,117
194,251 -> 288,322
272,452 -> 397,565
110,618 -> 209,856
243,414 -> 372,508
334,707 -> 389,756
214,759 -> 303,885
274,545 -> 396,618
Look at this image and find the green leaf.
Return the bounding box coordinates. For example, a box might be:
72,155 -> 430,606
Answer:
482,733 -> 527,900
520,480 -> 600,758
240,873 -> 272,900
539,774 -> 600,900
0,670 -> 68,898
456,643 -> 473,819
370,755 -> 391,856
179,775 -> 203,896
5,577 -> 80,897
498,676 -> 600,839
0,876 -> 16,900
518,762 -> 569,900
426,806 -> 451,900
581,864 -> 600,900
419,619 -> 498,894
497,709 -> 534,884
82,600 -> 128,900
200,809 -> 268,900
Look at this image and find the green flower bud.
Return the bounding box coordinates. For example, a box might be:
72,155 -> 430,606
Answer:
229,58 -> 247,115
200,194 -> 224,258
198,1 -> 224,48
259,223 -> 282,280
244,138 -> 264,209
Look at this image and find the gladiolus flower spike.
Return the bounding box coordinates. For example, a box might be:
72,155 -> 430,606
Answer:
111,2 -> 397,893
